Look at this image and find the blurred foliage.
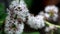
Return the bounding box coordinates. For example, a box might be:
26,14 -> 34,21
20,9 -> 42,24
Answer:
0,3 -> 7,21
0,3 -> 7,28
24,0 -> 33,9
0,3 -> 7,34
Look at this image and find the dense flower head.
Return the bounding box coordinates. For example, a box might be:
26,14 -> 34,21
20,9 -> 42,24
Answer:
5,0 -> 26,34
5,16 -> 24,34
44,5 -> 59,21
27,13 -> 45,29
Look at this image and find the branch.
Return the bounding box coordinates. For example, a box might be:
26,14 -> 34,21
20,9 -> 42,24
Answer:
45,21 -> 60,28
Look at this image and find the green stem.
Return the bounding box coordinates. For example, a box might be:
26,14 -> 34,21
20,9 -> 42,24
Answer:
45,21 -> 60,28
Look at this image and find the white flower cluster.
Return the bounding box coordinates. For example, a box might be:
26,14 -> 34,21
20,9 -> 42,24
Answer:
45,5 -> 58,13
5,17 -> 24,34
5,0 -> 59,34
5,0 -> 46,34
44,5 -> 59,21
14,0 -> 29,22
27,12 -> 45,29
5,9 -> 24,34
9,0 -> 19,9
5,0 -> 26,34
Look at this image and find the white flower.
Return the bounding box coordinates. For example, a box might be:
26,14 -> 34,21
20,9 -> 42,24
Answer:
14,20 -> 24,34
27,14 -> 45,29
45,27 -> 50,32
35,15 -> 45,28
27,15 -> 36,29
53,14 -> 58,21
15,23 -> 24,34
5,19 -> 24,34
14,0 -> 29,22
20,0 -> 27,9
45,5 -> 58,13
44,13 -> 50,19
44,12 -> 58,21
44,5 -> 59,21
5,0 -> 25,34
5,17 -> 13,34
8,30 -> 13,34
9,0 -> 19,9
5,16 -> 13,28
5,16 -> 24,34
